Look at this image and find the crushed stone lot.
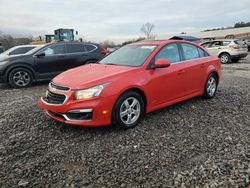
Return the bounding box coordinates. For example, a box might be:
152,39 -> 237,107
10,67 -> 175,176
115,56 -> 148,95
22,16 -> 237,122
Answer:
0,55 -> 250,187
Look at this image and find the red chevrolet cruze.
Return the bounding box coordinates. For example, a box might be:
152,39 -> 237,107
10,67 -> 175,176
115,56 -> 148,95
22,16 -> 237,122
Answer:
38,40 -> 221,129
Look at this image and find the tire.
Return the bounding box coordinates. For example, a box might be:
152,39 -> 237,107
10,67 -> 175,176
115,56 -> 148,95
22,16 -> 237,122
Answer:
112,91 -> 145,129
203,73 -> 218,99
8,68 -> 33,88
219,53 -> 231,64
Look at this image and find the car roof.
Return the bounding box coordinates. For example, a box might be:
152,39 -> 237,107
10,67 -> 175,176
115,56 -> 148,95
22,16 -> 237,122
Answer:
130,39 -> 199,46
48,41 -> 99,45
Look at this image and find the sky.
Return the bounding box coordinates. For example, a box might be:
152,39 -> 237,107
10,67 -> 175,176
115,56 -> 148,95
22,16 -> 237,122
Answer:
0,0 -> 249,43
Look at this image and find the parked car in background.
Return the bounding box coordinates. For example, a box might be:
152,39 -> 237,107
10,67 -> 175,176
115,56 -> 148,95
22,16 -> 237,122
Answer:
39,40 -> 221,129
201,39 -> 248,64
243,39 -> 250,51
0,42 -> 107,88
0,45 -> 38,57
0,46 -> 4,54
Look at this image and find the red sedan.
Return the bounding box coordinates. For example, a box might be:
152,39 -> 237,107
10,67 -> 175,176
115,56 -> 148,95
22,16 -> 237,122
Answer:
38,40 -> 221,129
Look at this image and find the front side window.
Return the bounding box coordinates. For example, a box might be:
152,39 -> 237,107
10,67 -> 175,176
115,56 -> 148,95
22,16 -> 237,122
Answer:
99,45 -> 157,67
155,43 -> 180,63
66,44 -> 85,53
181,43 -> 200,60
39,45 -> 65,56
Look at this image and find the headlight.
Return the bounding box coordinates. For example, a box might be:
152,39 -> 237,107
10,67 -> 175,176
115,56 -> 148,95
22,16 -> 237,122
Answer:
0,61 -> 9,66
74,83 -> 109,100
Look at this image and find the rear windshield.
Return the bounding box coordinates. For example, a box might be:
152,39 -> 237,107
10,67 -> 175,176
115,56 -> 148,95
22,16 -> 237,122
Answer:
234,40 -> 244,45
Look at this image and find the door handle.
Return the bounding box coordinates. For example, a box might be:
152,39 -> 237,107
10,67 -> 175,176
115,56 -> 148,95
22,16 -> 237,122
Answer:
201,63 -> 206,68
177,70 -> 185,74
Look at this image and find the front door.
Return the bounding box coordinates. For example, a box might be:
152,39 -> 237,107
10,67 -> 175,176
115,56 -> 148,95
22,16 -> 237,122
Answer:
34,44 -> 67,79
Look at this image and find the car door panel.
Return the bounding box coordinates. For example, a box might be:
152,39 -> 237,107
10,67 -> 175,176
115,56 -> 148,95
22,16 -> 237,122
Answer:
145,43 -> 188,106
34,44 -> 67,79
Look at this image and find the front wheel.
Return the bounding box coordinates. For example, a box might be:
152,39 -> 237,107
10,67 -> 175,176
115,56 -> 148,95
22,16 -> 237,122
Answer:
8,68 -> 33,88
203,73 -> 218,99
112,91 -> 145,129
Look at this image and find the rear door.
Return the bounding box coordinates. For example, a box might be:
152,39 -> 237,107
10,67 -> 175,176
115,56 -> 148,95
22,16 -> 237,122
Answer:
147,43 -> 188,106
179,43 -> 209,94
65,43 -> 89,68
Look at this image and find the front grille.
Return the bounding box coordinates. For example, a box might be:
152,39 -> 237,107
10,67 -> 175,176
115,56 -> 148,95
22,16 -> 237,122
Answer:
50,82 -> 70,91
43,91 -> 66,104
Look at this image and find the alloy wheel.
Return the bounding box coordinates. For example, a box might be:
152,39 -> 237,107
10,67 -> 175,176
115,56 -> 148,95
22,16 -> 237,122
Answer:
206,76 -> 217,97
13,71 -> 31,87
220,54 -> 229,64
119,97 -> 141,125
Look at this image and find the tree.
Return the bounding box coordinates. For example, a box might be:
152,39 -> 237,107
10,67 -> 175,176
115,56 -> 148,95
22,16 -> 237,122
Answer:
141,22 -> 155,39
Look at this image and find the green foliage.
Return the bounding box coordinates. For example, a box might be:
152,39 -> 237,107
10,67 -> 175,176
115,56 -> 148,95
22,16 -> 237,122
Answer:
234,22 -> 250,28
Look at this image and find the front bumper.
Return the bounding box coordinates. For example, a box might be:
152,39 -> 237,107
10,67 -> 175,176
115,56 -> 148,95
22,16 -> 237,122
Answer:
0,74 -> 6,83
38,84 -> 116,127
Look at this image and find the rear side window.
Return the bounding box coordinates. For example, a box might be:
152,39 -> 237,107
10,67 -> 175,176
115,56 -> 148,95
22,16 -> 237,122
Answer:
222,41 -> 231,46
84,44 -> 97,52
155,43 -> 180,63
197,47 -> 208,57
181,43 -> 200,60
66,43 -> 86,53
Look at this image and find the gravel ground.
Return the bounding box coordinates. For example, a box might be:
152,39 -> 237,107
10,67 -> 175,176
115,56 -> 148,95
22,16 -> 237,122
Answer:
0,54 -> 250,187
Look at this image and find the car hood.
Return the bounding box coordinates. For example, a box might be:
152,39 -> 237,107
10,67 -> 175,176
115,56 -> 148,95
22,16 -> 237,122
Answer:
53,63 -> 138,90
0,54 -> 30,62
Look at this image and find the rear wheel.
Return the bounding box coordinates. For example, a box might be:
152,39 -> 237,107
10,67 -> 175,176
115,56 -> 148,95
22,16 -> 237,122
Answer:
203,73 -> 218,99
112,91 -> 145,129
8,68 -> 33,88
219,53 -> 231,64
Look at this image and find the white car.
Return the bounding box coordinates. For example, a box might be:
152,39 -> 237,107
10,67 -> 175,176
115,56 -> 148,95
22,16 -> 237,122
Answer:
201,39 -> 248,64
0,45 -> 38,57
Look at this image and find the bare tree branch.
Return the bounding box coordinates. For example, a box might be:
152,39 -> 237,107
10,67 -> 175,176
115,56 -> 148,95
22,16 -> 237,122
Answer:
141,22 -> 155,39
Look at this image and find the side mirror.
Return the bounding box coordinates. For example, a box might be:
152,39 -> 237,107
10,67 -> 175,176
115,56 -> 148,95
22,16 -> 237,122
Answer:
35,52 -> 45,58
153,58 -> 171,69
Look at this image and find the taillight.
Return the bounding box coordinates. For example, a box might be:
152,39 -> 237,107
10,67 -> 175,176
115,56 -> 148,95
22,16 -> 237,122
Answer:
229,45 -> 240,49
99,46 -> 108,55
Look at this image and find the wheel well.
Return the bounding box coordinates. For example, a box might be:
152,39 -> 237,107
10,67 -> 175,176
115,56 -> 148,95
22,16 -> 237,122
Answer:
6,66 -> 35,82
210,71 -> 219,83
219,52 -> 230,58
120,88 -> 147,111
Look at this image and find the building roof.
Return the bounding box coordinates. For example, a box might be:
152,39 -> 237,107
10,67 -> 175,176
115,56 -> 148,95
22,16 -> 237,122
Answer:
169,36 -> 201,41
157,26 -> 250,40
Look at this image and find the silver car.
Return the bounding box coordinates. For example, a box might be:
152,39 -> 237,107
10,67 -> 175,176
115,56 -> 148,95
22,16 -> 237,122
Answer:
201,39 -> 248,64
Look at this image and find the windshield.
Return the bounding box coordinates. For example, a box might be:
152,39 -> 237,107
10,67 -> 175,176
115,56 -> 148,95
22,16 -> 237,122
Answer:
1,46 -> 19,56
99,45 -> 157,67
